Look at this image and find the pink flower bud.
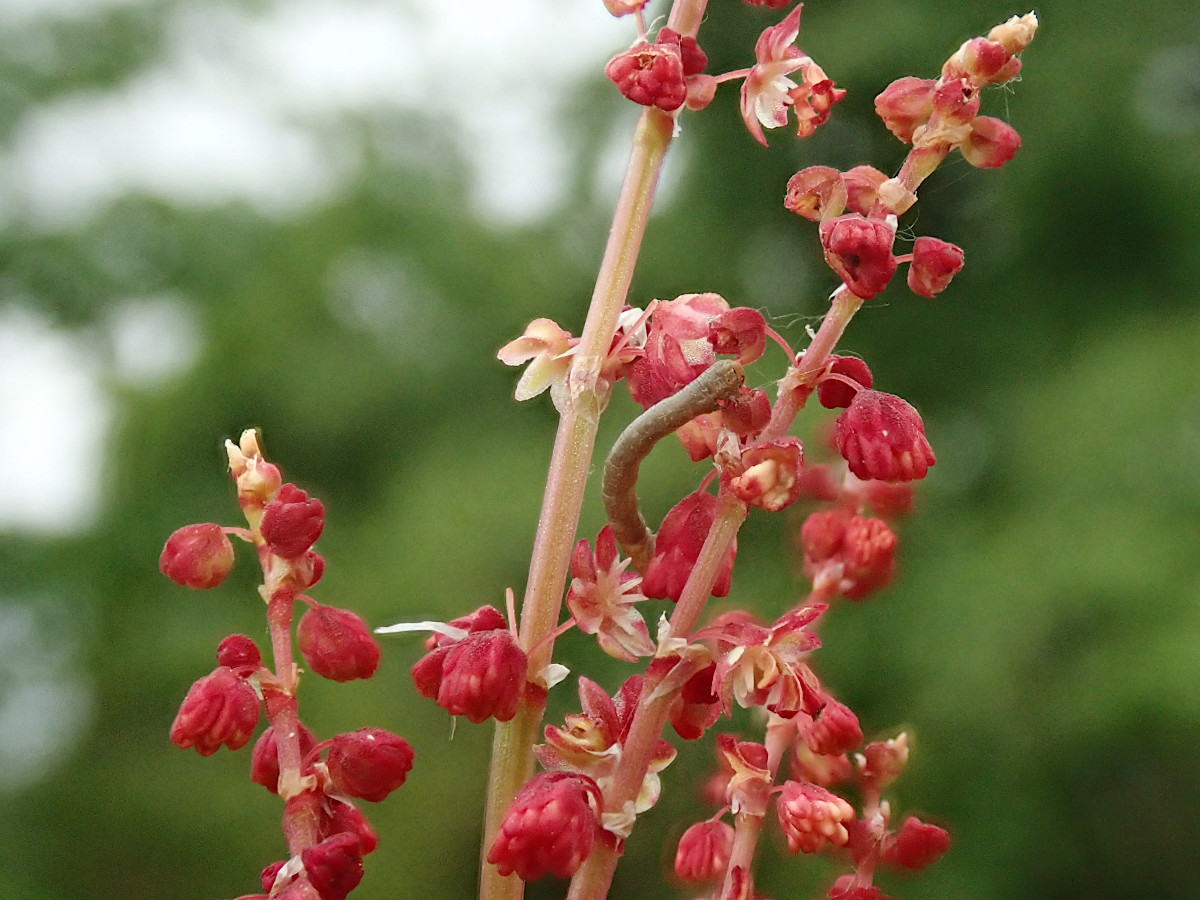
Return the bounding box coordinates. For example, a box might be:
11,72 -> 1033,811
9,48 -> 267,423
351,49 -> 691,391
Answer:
159,523 -> 235,589
261,483 -> 326,558
834,390 -> 935,483
799,695 -> 863,756
298,604 -> 381,682
858,733 -> 909,793
817,355 -> 873,410
776,780 -> 855,854
674,820 -> 734,882
301,833 -> 363,900
605,40 -> 687,112
487,772 -> 602,881
250,721 -> 318,793
883,816 -> 951,869
907,236 -> 965,298
708,307 -> 767,364
874,76 -> 935,143
961,116 -> 1021,168
930,78 -> 981,132
727,437 -> 805,512
326,728 -> 415,802
784,166 -> 847,222
170,666 -> 260,755
819,215 -> 898,300
217,634 -> 262,670
842,165 -> 889,215
642,491 -> 737,601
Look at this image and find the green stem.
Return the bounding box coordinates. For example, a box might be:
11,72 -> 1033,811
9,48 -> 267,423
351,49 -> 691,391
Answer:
565,491 -> 747,900
479,104 -> 677,900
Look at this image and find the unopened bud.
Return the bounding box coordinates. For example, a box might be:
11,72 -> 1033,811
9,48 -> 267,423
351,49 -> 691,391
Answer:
776,780 -> 855,854
261,484 -> 326,558
674,820 -> 734,882
326,727 -> 415,802
834,390 -> 935,483
170,666 -> 260,755
160,523 -> 235,589
301,832 -> 363,900
298,604 -> 381,682
487,772 -> 602,881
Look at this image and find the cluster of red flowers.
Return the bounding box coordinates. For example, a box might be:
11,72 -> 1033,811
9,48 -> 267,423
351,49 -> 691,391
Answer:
161,431 -> 412,900
161,4 -> 1036,899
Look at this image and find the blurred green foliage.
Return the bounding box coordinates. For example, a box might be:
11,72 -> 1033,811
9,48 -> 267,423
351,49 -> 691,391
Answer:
1,1 -> 1199,899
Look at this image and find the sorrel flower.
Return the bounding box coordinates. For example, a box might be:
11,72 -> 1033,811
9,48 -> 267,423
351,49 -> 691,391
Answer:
819,214 -> 899,300
325,728 -> 415,803
834,390 -> 936,483
261,484 -> 326,558
816,355 -> 873,410
297,603 -> 381,683
160,522 -> 235,589
170,665 -> 261,756
487,772 -> 603,881
740,5 -> 844,145
776,780 -> 855,853
675,820 -> 735,882
566,526 -> 655,662
301,832 -> 364,900
797,693 -> 863,756
800,510 -> 897,600
641,490 -> 737,601
412,624 -> 528,724
907,236 -> 965,297
881,816 -> 951,869
497,317 -> 576,409
605,38 -> 688,112
251,722 -> 319,793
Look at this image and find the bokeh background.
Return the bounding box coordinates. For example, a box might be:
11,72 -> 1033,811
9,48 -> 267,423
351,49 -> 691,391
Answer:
2,0 -> 1198,898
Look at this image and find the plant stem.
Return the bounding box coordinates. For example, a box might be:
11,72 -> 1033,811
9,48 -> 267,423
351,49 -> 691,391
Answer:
566,491 -> 747,900
479,104 -> 677,900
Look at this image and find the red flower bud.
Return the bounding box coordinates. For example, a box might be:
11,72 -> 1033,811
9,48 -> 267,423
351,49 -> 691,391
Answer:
834,390 -> 935,483
842,165 -> 889,215
642,491 -> 737,601
817,355 -> 873,410
785,166 -> 848,222
170,666 -> 260,755
727,437 -> 805,512
250,721 -> 318,793
487,772 -> 602,881
883,816 -> 951,869
324,799 -> 379,855
719,387 -> 773,440
776,780 -> 855,854
819,215 -> 898,300
326,728 -> 415,802
799,695 -> 863,756
417,628 -> 528,724
301,833 -> 363,900
668,663 -> 721,741
800,511 -> 897,600
261,484 -> 326,558
675,820 -> 734,882
961,116 -> 1021,169
159,523 -> 235,589
907,236 -> 965,298
874,76 -> 935,143
605,40 -> 688,112
217,634 -> 262,670
708,307 -> 767,364
298,605 -> 380,682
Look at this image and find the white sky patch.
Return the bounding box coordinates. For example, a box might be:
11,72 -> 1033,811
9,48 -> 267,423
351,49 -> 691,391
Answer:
105,293 -> 201,387
2,0 -> 629,226
0,598 -> 93,792
0,308 -> 109,533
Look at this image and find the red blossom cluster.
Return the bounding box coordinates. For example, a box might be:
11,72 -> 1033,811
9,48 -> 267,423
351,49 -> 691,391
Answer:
161,431 -> 410,900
